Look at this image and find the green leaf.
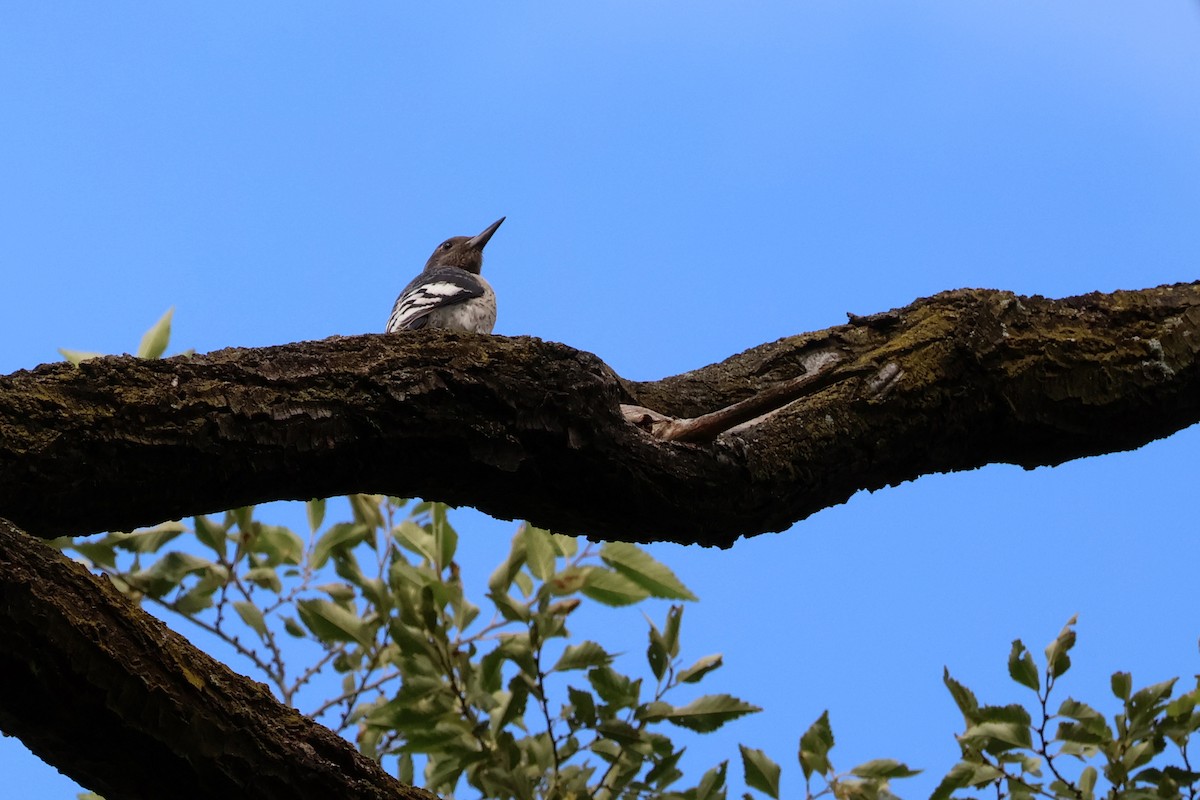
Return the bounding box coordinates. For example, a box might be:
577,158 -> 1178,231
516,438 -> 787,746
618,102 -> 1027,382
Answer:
678,654 -> 723,684
283,616 -> 306,638
663,603 -> 683,658
251,525 -> 304,566
799,710 -> 834,780
306,499 -> 326,533
488,532 -> 527,594
233,601 -> 269,638
849,759 -> 921,779
126,551 -> 212,597
488,591 -> 530,622
581,567 -> 650,607
960,720 -> 1032,751
568,686 -> 597,726
310,522 -> 370,569
588,666 -> 641,709
59,348 -> 103,365
740,745 -> 781,799
393,520 -> 436,563
523,524 -> 556,581
596,719 -> 644,746
243,566 -> 282,593
297,598 -> 372,646
1008,640 -> 1040,692
647,620 -> 669,681
943,668 -> 980,725
112,522 -> 186,553
1111,671 -> 1132,701
930,761 -> 978,800
600,542 -> 698,601
1079,765 -> 1097,800
137,307 -> 174,359
1044,615 -> 1078,680
432,509 -> 458,571
193,515 -> 226,555
664,694 -> 761,733
693,761 -> 728,800
348,494 -> 385,529
553,641 -> 613,672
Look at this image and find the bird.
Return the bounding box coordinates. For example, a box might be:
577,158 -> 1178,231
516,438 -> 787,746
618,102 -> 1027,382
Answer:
386,217 -> 505,334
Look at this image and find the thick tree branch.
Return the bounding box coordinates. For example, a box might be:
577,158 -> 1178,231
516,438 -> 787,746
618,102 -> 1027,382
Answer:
0,517 -> 435,800
1,283 -> 1198,548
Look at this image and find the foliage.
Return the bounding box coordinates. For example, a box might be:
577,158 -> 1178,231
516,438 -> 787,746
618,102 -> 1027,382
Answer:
60,495 -> 773,799
55,312 -> 1197,800
933,616 -> 1200,800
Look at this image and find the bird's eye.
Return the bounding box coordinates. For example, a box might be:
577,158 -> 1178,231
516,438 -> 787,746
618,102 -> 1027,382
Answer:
440,241 -> 453,250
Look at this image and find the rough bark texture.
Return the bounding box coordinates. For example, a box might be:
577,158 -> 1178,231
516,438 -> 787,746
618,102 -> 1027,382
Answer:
0,517 -> 434,800
1,282 -> 1198,799
1,284 -> 1198,548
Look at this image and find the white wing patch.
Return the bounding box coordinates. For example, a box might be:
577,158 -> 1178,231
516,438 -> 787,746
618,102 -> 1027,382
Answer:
387,268 -> 490,332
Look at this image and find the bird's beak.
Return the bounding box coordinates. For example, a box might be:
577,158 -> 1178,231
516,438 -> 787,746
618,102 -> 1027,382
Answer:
468,217 -> 505,250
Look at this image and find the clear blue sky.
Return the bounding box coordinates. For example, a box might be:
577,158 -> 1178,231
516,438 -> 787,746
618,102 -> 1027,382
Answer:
3,3 -> 1199,797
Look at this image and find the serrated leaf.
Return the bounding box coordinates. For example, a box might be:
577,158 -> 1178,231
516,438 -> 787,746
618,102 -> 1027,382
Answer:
588,666 -> 640,708
1045,615 -> 1078,680
297,598 -> 372,646
306,498 -> 326,533
568,686 -> 597,726
581,567 -> 650,607
1008,640 -> 1040,692
665,694 -> 760,733
944,668 -> 981,724
553,641 -> 612,672
961,720 -> 1032,751
850,759 -> 921,779
799,710 -> 834,780
679,654 -> 724,684
740,745 -> 781,798
600,542 -> 697,601
137,307 -> 174,359
59,348 -> 103,365
930,761 -> 976,800
596,719 -> 643,746
694,761 -> 728,800
233,600 -> 269,638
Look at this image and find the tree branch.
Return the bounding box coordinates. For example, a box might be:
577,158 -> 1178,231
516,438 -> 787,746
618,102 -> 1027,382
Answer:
0,517 -> 435,800
1,284 -> 1197,548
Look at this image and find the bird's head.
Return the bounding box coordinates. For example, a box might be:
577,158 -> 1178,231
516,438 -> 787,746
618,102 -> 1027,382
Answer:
423,217 -> 505,273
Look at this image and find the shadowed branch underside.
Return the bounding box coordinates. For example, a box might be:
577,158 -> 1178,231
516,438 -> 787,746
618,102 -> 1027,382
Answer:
1,283 -> 1198,548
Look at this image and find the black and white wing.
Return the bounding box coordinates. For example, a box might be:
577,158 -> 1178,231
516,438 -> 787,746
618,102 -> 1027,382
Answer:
387,267 -> 487,332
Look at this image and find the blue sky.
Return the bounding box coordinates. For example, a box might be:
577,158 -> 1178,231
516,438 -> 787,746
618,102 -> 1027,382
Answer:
3,3 -> 1200,797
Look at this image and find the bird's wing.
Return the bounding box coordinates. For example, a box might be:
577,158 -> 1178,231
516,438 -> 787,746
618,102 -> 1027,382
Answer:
387,267 -> 487,332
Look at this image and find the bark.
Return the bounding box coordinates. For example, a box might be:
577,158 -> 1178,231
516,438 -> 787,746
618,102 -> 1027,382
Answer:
1,284 -> 1198,549
0,517 -> 435,800
1,282 -> 1198,798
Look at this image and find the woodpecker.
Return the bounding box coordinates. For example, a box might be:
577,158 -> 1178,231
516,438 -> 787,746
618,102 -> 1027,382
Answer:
386,217 -> 505,334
